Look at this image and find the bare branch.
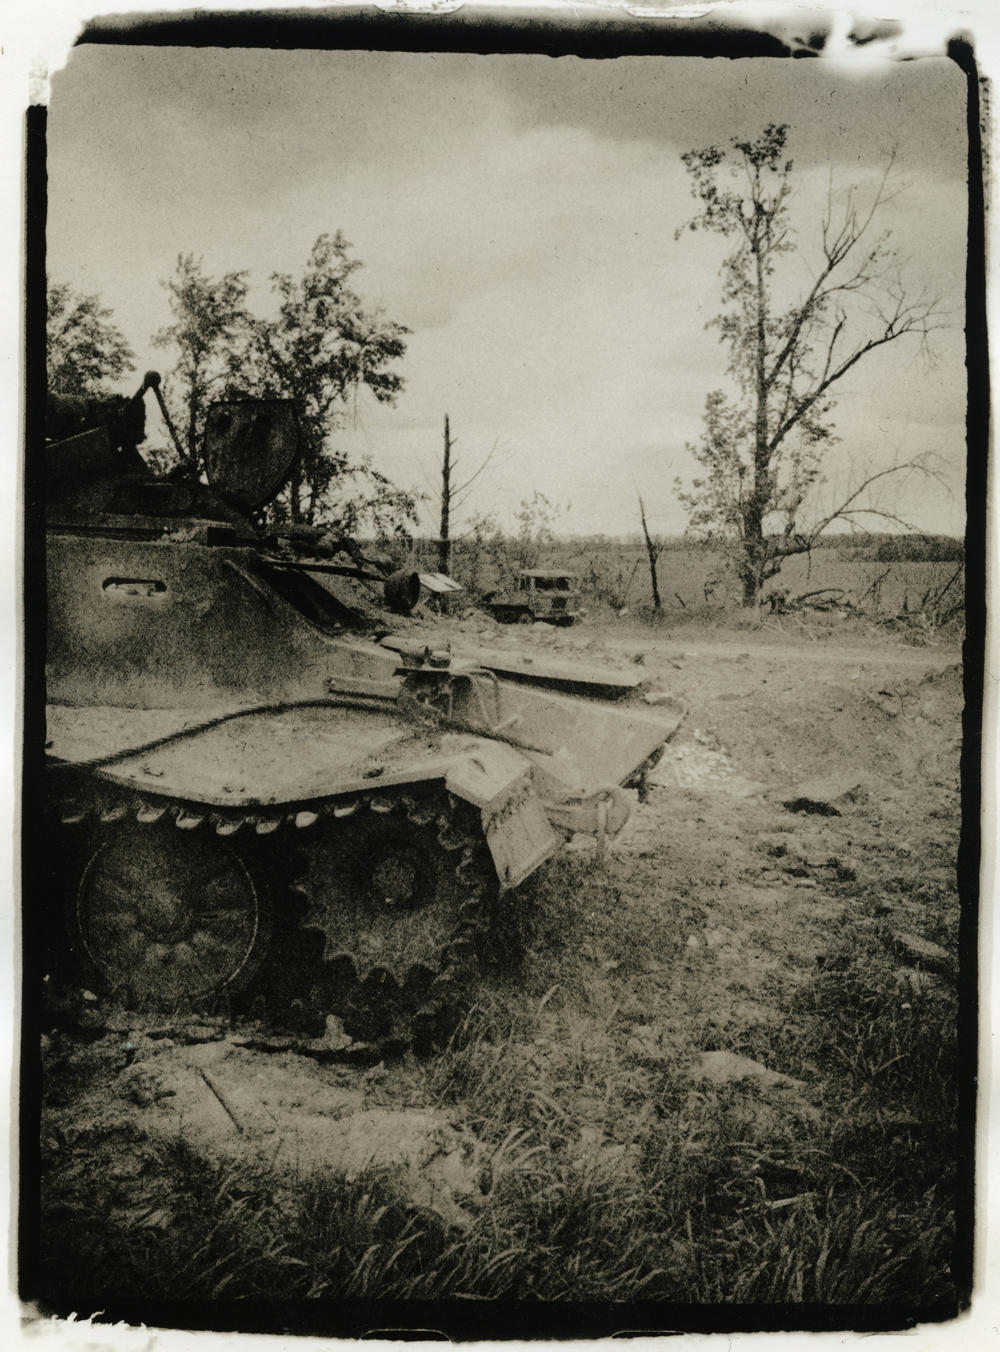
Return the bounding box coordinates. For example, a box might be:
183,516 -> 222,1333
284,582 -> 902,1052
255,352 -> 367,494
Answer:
796,456 -> 936,547
768,295 -> 939,453
451,437 -> 503,497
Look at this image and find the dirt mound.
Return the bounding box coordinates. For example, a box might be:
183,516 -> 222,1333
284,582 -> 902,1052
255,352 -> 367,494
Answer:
42,1030 -> 489,1229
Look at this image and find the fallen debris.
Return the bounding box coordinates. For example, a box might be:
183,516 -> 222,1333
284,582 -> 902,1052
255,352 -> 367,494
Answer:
782,773 -> 866,816
691,1051 -> 822,1128
693,1050 -> 805,1091
890,930 -> 954,973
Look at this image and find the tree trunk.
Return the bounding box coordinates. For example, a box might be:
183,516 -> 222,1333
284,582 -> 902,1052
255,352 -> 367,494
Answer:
740,507 -> 765,606
438,413 -> 452,575
188,386 -> 199,468
740,566 -> 761,607
742,216 -> 770,609
638,494 -> 662,612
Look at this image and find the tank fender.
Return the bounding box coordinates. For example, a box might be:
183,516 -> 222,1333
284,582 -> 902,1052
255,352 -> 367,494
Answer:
443,739 -> 560,892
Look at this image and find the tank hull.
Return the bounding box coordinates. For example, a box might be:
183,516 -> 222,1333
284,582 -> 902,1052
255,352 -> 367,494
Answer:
44,506 -> 681,1044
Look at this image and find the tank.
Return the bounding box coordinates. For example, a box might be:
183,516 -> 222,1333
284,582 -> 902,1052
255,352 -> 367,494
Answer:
42,375 -> 681,1048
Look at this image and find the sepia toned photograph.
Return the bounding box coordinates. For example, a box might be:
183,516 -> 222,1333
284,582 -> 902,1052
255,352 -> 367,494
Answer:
21,6 -> 981,1339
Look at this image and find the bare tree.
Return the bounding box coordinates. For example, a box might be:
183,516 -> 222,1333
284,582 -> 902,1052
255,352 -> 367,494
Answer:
439,414 -> 453,575
422,415 -> 500,575
676,124 -> 946,605
637,493 -> 663,612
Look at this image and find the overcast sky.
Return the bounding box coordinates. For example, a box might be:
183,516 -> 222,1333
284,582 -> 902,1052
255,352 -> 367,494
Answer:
46,43 -> 968,538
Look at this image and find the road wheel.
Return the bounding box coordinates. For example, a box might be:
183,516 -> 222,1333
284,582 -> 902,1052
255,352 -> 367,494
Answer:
70,818 -> 272,1010
516,609 -> 534,625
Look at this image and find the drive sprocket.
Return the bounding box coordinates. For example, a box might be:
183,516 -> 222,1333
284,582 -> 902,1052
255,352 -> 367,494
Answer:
265,787 -> 496,1050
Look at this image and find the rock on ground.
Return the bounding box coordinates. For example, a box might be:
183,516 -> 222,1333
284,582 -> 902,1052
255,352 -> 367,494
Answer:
782,773 -> 867,814
694,1050 -> 804,1090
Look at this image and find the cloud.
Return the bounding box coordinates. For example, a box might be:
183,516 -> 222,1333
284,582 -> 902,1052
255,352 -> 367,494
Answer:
490,51 -> 966,180
45,44 -> 968,539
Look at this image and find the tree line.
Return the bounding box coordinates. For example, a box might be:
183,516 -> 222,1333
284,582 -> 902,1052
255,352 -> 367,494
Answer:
49,123 -> 950,604
47,233 -> 415,538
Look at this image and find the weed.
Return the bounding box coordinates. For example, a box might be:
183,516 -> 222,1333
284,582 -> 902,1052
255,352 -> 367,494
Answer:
37,946 -> 959,1309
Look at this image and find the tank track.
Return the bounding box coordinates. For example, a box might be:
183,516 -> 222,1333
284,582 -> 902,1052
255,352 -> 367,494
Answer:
45,778 -> 497,1057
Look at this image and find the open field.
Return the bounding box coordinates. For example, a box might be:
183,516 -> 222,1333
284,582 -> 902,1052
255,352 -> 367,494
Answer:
598,551 -> 964,620
28,612 -> 969,1332
421,535 -> 965,631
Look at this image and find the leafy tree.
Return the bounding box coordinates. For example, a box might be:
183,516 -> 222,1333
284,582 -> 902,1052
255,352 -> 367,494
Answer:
152,254 -> 250,470
451,510 -> 503,596
46,279 -> 135,395
238,232 -> 414,535
676,124 -> 944,605
511,490 -> 565,569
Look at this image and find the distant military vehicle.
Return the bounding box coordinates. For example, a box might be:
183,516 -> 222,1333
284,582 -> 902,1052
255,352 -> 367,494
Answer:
484,569 -> 583,626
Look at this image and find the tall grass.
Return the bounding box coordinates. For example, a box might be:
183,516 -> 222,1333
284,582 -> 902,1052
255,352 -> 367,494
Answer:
38,907 -> 959,1308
